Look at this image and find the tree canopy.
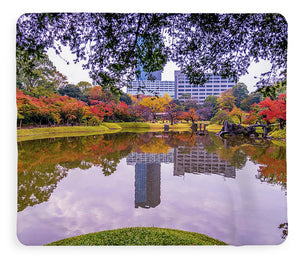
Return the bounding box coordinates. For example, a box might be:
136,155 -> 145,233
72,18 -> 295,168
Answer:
17,13 -> 287,91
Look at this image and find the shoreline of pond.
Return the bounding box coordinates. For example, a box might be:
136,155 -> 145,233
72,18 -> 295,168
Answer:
17,122 -> 286,142
17,122 -> 195,142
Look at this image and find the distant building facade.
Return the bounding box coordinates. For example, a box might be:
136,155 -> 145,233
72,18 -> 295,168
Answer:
127,80 -> 175,99
174,71 -> 236,104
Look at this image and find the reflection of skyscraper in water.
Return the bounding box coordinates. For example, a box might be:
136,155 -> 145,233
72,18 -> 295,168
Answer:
135,163 -> 161,208
126,150 -> 174,165
127,150 -> 174,209
174,143 -> 236,178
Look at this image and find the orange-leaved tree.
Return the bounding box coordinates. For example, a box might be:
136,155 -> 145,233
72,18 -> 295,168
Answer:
178,108 -> 198,124
88,86 -> 103,105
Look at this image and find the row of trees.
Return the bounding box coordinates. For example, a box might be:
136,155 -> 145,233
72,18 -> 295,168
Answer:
16,49 -> 286,128
17,79 -> 286,129
17,88 -> 132,127
16,84 -> 195,127
16,36 -> 286,129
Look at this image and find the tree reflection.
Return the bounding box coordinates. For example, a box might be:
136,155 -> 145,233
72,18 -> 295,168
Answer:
278,223 -> 288,239
17,133 -> 135,211
244,141 -> 286,189
18,164 -> 68,212
204,134 -> 248,170
18,131 -> 286,212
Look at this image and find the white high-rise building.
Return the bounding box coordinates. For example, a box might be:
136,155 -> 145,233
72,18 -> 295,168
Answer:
174,71 -> 236,104
127,80 -> 175,99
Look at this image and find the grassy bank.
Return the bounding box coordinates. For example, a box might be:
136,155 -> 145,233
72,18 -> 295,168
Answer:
206,124 -> 223,133
46,227 -> 227,246
17,125 -> 113,141
148,122 -> 193,131
269,128 -> 286,139
17,122 -> 194,141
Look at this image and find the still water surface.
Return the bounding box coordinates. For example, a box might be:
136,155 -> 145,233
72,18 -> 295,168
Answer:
17,132 -> 287,245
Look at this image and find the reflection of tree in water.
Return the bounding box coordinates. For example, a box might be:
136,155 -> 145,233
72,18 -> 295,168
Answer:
99,158 -> 118,176
18,164 -> 68,212
18,131 -> 286,211
18,132 -> 195,212
87,133 -> 134,176
244,141 -> 286,189
17,133 -> 136,211
201,134 -> 248,170
278,223 -> 288,240
207,134 -> 286,189
229,149 -> 248,169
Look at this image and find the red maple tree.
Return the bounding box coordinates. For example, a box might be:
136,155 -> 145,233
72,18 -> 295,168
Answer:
258,93 -> 286,128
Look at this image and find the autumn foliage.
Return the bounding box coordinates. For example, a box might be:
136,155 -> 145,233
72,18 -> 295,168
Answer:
243,93 -> 286,128
258,93 -> 286,128
17,81 -> 287,129
17,87 -> 133,127
178,108 -> 199,123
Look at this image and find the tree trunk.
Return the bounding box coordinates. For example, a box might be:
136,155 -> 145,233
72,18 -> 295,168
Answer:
279,119 -> 285,129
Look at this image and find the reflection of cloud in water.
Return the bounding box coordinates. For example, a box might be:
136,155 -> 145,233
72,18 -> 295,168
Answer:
18,158 -> 286,246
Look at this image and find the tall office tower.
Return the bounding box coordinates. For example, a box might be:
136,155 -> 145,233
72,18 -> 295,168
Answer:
174,71 -> 236,104
135,163 -> 161,208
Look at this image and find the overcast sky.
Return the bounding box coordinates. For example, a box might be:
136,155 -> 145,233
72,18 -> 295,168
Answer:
48,46 -> 272,93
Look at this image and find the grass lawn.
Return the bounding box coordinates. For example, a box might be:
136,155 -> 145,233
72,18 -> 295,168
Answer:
46,227 -> 227,246
17,125 -> 114,141
148,122 -> 193,131
17,123 -> 151,141
206,124 -> 223,133
17,122 -> 194,141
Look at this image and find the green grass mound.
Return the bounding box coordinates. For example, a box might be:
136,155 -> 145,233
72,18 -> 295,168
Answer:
46,227 -> 227,246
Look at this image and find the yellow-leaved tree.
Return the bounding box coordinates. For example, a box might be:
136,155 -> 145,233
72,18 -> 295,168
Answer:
217,90 -> 236,111
229,106 -> 246,124
139,94 -> 171,120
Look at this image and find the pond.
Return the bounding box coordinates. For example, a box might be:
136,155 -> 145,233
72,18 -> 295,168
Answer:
17,131 -> 287,246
